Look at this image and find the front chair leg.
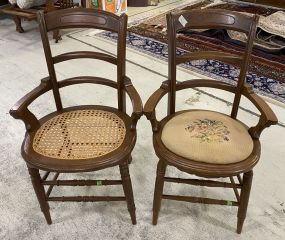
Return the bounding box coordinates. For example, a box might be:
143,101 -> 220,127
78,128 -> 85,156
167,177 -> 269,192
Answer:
152,159 -> 167,225
237,170 -> 253,234
128,155 -> 133,164
28,167 -> 52,225
12,16 -> 24,33
53,30 -> 62,43
119,161 -> 136,224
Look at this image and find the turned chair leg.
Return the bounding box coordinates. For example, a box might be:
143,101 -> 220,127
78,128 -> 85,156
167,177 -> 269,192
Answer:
53,30 -> 62,43
12,16 -> 24,33
128,155 -> 133,164
119,161 -> 136,225
152,160 -> 167,225
28,167 -> 52,225
237,170 -> 253,234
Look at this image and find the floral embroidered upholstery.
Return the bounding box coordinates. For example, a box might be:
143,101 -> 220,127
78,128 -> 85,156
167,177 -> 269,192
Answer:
161,110 -> 254,164
185,119 -> 230,143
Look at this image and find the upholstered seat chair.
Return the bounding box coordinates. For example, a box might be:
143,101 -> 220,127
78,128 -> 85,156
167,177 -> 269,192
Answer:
144,9 -> 278,233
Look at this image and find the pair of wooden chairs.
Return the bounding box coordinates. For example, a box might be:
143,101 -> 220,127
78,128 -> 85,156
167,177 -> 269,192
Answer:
10,8 -> 278,234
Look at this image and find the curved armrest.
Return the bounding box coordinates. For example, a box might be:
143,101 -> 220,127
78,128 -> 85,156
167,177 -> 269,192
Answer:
176,80 -> 278,138
144,81 -> 169,132
242,86 -> 278,138
144,79 -> 278,137
9,77 -> 52,131
124,76 -> 143,130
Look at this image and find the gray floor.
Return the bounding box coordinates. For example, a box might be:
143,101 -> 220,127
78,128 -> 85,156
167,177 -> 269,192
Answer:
0,1 -> 285,239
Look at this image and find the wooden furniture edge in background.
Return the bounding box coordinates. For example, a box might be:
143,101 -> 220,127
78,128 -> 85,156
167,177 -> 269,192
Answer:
0,0 -> 85,41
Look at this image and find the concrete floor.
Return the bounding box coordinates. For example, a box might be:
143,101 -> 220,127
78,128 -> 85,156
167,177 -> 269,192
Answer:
0,1 -> 285,239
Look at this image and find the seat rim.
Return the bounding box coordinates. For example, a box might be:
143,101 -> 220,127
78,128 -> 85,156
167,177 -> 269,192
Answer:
153,110 -> 261,177
21,105 -> 136,172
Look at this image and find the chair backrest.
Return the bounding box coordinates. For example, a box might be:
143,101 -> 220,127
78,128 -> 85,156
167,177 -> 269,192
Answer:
37,8 -> 128,112
167,9 -> 258,118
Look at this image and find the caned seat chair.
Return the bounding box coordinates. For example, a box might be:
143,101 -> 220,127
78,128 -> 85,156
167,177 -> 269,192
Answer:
144,9 -> 278,233
10,8 -> 142,224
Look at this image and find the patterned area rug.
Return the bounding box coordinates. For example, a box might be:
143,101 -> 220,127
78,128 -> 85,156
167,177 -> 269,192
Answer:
97,0 -> 285,103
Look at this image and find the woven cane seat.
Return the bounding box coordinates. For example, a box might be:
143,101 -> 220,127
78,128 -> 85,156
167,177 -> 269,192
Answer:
33,109 -> 126,160
161,110 -> 254,164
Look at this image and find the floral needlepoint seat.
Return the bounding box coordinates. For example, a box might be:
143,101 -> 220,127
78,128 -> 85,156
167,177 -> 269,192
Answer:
161,110 -> 253,164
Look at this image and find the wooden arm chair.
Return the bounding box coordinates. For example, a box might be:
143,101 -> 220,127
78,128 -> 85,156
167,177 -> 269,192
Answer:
10,8 -> 142,225
144,9 -> 278,233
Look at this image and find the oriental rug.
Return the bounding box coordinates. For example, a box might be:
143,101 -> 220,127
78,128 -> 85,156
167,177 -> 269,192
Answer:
97,0 -> 285,103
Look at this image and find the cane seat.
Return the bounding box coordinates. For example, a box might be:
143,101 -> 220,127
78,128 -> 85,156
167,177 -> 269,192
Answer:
33,109 -> 126,160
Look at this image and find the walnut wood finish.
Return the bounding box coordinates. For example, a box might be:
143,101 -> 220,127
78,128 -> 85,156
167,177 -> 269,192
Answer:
10,8 -> 142,224
144,9 -> 278,234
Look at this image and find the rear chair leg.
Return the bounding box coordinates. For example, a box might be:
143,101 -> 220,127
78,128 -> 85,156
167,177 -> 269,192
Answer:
237,170 -> 253,234
152,160 -> 167,225
120,161 -> 136,224
28,167 -> 52,224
